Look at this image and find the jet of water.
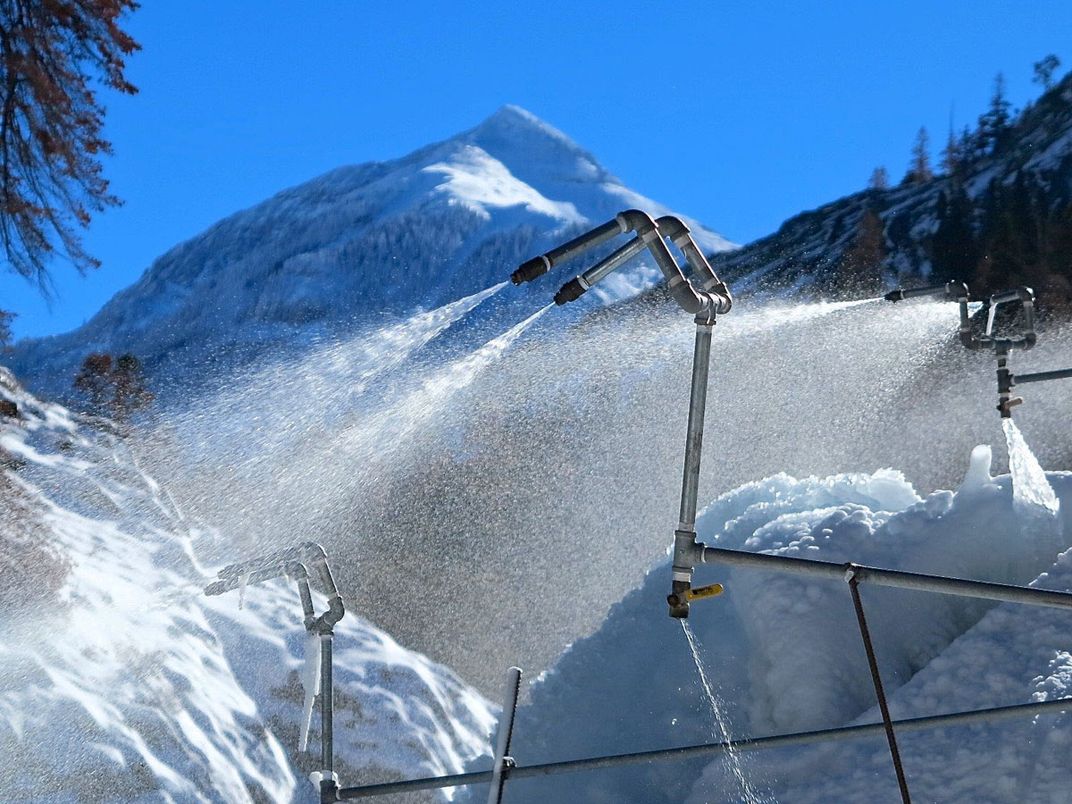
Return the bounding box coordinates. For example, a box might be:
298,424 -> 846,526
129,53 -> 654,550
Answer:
680,620 -> 766,804
1002,418 -> 1060,516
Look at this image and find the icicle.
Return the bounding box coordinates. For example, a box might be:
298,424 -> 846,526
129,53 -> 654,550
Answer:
238,572 -> 250,609
299,633 -> 322,752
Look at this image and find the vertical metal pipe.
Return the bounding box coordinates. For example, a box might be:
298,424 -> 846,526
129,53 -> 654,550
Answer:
322,633 -> 334,778
678,323 -> 714,531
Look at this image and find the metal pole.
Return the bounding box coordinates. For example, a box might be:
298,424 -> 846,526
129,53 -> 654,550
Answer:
487,667 -> 522,804
848,575 -> 911,803
333,698 -> 1072,800
1015,366 -> 1072,385
320,632 -> 336,803
678,322 -> 714,532
701,547 -> 1072,611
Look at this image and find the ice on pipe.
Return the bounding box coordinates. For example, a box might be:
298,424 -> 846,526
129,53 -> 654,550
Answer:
308,770 -> 339,791
299,633 -> 322,753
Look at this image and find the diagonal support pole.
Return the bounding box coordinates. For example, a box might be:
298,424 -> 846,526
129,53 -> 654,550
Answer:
487,667 -> 522,804
847,571 -> 911,803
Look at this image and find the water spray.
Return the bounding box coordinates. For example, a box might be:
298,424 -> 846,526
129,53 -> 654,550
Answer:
886,282 -> 1072,418
205,542 -> 345,803
512,209 -> 732,618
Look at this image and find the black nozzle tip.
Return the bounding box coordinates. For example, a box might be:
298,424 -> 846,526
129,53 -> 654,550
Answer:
667,593 -> 690,619
884,289 -> 905,302
554,277 -> 587,306
511,255 -> 550,285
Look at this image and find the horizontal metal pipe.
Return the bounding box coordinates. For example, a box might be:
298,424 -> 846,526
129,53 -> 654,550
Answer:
545,218 -> 624,266
701,547 -> 1072,610
334,698 -> 1072,799
1015,366 -> 1072,385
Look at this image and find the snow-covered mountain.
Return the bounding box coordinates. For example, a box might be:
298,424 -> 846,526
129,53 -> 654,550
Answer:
9,105 -> 734,398
0,367 -> 495,801
711,72 -> 1072,298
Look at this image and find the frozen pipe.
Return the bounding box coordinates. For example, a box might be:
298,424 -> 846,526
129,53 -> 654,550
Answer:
332,698 -> 1072,800
205,541 -> 344,632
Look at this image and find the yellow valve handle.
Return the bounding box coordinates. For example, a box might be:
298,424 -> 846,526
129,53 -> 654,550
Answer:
685,583 -> 724,602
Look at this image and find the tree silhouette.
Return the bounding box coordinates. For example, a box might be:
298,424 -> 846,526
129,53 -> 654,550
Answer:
0,309 -> 12,351
74,352 -> 113,412
74,351 -> 152,421
0,0 -> 140,290
1033,54 -> 1061,90
868,166 -> 889,190
903,127 -> 933,185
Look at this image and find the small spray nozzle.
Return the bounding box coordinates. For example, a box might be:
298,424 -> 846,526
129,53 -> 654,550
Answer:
511,255 -> 551,285
554,277 -> 587,305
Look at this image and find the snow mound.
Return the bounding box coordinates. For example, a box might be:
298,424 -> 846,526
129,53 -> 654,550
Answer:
484,449 -> 1072,803
0,369 -> 494,801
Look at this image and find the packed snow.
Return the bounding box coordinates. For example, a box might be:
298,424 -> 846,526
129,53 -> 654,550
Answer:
483,446 -> 1072,803
0,367 -> 495,802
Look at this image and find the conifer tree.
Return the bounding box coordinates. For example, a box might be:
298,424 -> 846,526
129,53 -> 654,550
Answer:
940,127 -> 962,175
868,167 -> 889,190
978,73 -> 1012,154
1033,54 -> 1061,90
903,127 -> 933,185
111,353 -> 153,420
74,352 -> 113,413
0,309 -> 13,351
931,185 -> 976,284
0,0 -> 140,289
837,207 -> 886,295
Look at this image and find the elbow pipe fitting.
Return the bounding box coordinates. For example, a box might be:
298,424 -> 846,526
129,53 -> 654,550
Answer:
989,286 -> 1034,305
655,216 -> 733,312
519,209 -> 733,319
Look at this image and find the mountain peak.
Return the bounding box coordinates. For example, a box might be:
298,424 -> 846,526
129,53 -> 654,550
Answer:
463,104 -> 611,185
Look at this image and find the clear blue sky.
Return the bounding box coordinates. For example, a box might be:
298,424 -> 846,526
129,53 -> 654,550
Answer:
3,0 -> 1070,339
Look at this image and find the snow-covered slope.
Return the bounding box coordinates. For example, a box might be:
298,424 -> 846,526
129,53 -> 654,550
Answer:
10,105 -> 734,397
476,447 -> 1072,803
0,366 -> 494,801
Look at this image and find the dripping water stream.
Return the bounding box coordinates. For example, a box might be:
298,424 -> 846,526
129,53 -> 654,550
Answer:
680,620 -> 765,804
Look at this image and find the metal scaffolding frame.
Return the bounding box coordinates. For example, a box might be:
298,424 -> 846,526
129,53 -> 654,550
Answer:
330,547 -> 1072,803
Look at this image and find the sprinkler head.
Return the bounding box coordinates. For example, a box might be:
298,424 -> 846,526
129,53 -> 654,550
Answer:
554,277 -> 587,305
511,255 -> 551,285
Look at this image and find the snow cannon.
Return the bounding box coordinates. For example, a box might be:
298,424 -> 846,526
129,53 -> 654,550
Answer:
883,280 -> 968,303
511,210 -> 732,318
511,210 -> 733,620
205,542 -> 345,801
